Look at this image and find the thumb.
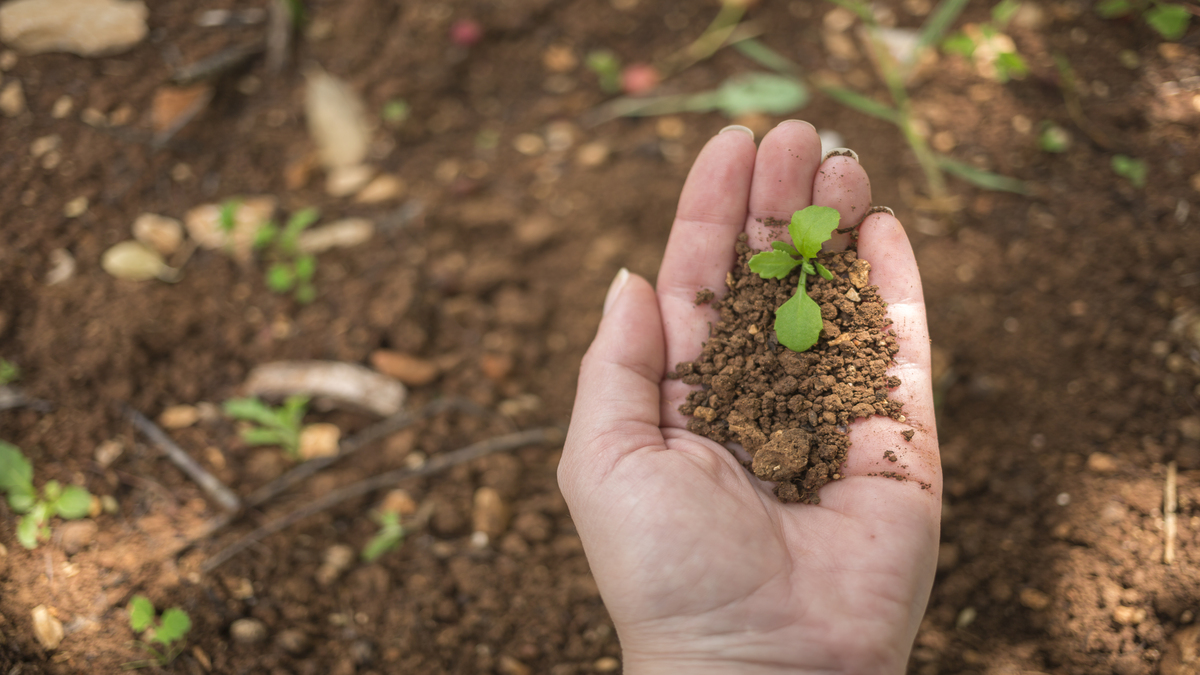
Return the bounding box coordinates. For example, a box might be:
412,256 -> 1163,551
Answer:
561,269 -> 667,491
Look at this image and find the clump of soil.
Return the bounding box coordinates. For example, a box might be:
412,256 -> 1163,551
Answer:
673,232 -> 903,503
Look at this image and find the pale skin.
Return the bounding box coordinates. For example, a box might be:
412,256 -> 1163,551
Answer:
559,120 -> 941,674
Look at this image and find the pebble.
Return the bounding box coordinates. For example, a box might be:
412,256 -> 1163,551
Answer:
575,142 -> 610,167
845,287 -> 860,302
296,218 -> 375,253
275,628 -> 310,655
132,213 -> 184,256
1086,452 -> 1118,474
45,248 -> 75,285
472,487 -> 510,538
63,196 -> 88,218
230,618 -> 267,644
0,0 -> 147,56
513,133 -> 545,156
58,519 -> 97,555
324,544 -> 355,572
101,241 -> 169,281
1113,605 -> 1147,625
354,174 -> 406,203
380,489 -> 417,516
159,404 -> 199,429
325,164 -> 375,197
369,350 -> 439,386
0,80 -> 25,116
94,439 -> 123,468
848,259 -> 871,288
305,68 -> 370,170
298,423 -> 341,460
30,134 -> 60,157
1019,587 -> 1051,611
594,657 -> 620,672
32,605 -> 64,650
51,95 -> 72,118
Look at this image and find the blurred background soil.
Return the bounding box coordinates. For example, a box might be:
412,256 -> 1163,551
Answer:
1,0 -> 1199,673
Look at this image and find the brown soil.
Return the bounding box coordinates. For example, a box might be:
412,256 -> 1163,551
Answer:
1,0 -> 1199,673
674,234 -> 903,503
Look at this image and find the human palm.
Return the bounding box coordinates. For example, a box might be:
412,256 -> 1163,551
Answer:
560,121 -> 941,674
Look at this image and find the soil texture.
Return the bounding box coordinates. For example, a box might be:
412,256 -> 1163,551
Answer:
676,233 -> 902,503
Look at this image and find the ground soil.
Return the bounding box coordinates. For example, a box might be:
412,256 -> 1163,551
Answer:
1,0 -> 1200,673
675,234 -> 905,504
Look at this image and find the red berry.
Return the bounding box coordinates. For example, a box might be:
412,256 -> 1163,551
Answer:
449,19 -> 483,47
621,63 -> 660,95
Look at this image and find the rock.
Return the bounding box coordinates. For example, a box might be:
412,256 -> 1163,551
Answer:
848,259 -> 871,288
159,404 -> 199,429
1086,452 -> 1118,474
354,174 -> 406,203
480,353 -> 514,381
1019,587 -> 1051,611
369,350 -> 439,386
752,429 -> 812,483
575,142 -> 610,167
101,241 -> 169,281
298,423 -> 341,460
0,0 -> 146,56
325,164 -> 375,197
0,80 -> 25,116
1112,605 -> 1147,625
94,439 -> 123,467
472,487 -> 510,538
184,195 -> 277,262
304,68 -> 370,170
296,218 -> 374,253
63,196 -> 88,218
380,489 -> 417,516
513,133 -> 545,156
594,657 -> 620,672
45,248 -> 75,285
58,519 -> 97,555
132,214 -> 184,256
230,618 -> 267,645
243,360 -> 406,417
31,605 -> 63,650
275,628 -> 310,655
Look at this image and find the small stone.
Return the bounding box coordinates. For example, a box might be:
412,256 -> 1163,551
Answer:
480,353 -> 514,381
101,241 -> 167,281
0,80 -> 25,116
1113,605 -> 1147,625
30,134 -> 60,158
159,405 -> 200,429
845,287 -> 860,302
513,133 -> 545,156
32,605 -> 63,650
370,350 -> 439,386
63,196 -> 88,218
58,519 -> 97,555
51,95 -> 72,118
498,655 -> 532,675
575,142 -> 610,167
693,406 -> 718,422
94,439 -> 123,468
0,0 -> 148,56
80,107 -> 107,127
1019,587 -> 1050,611
326,164 -> 375,197
354,174 -> 406,203
472,487 -> 510,538
101,495 -> 119,514
848,259 -> 871,288
45,248 -> 75,285
296,218 -> 374,253
594,656 -> 620,672
1086,452 -> 1118,474
298,423 -> 341,460
275,628 -> 310,655
380,489 -> 417,516
230,618 -> 267,645
132,213 -> 184,255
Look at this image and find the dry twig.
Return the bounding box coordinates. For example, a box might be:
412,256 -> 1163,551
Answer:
1165,460 -> 1178,565
202,426 -> 563,572
124,405 -> 241,512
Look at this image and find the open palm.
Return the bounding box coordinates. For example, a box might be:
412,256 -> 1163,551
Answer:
559,121 -> 942,674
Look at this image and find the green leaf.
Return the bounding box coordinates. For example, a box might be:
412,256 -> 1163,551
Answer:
733,39 -> 801,76
994,51 -> 1028,81
815,263 -> 834,281
0,441 -> 33,494
54,485 -> 92,519
252,223 -> 278,251
295,283 -> 317,305
918,0 -> 973,52
153,608 -> 191,646
266,263 -> 296,293
1096,0 -> 1133,17
42,479 -> 61,503
991,0 -> 1022,25
381,98 -> 411,124
1145,3 -> 1190,40
585,50 -> 622,93
770,241 -> 800,256
802,261 -> 816,275
1038,122 -> 1071,153
8,487 -> 35,513
775,289 -> 824,353
223,398 -> 282,427
936,155 -> 1029,194
294,254 -> 316,283
218,199 -> 240,233
817,86 -> 900,124
941,32 -> 976,58
241,427 -> 290,447
281,395 -> 309,427
17,513 -> 39,549
1112,154 -> 1147,188
129,595 -> 155,633
280,208 -> 320,252
788,206 -> 841,260
747,250 -> 802,280
712,73 -> 809,117
0,359 -> 19,385
362,513 -> 405,562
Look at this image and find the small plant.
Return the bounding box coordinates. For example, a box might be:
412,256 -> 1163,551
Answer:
586,50 -> 622,94
747,206 -> 840,353
253,207 -> 320,303
942,0 -> 1029,83
1097,0 -> 1191,40
218,198 -> 240,233
381,98 -> 410,126
0,358 -> 19,385
0,441 -> 92,549
1037,122 -> 1071,153
1112,154 -> 1148,188
126,595 -> 191,668
223,395 -> 309,459
361,510 -> 405,562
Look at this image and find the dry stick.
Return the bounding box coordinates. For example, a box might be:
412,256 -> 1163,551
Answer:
202,427 -> 563,572
124,406 -> 242,512
1165,460 -> 1178,565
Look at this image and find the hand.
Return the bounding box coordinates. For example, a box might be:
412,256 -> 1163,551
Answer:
559,121 -> 941,674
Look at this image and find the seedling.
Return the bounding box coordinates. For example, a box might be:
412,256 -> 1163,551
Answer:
361,511 -> 405,561
586,50 -> 622,94
218,198 -> 240,233
1112,155 -> 1148,188
381,98 -> 410,126
223,395 -> 309,459
125,595 -> 191,668
1038,122 -> 1071,153
0,441 -> 92,549
747,206 -> 840,353
942,0 -> 1029,83
253,207 -> 319,303
0,358 -> 19,385
1097,0 -> 1191,40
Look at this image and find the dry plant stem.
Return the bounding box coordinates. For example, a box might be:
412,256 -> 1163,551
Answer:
1164,460 -> 1177,565
124,405 -> 242,512
265,0 -> 291,74
201,427 -> 564,572
0,386 -> 52,413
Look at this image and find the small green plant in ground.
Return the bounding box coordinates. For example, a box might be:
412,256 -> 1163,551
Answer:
125,595 -> 191,668
1097,0 -> 1191,40
942,0 -> 1029,83
586,50 -> 622,94
1112,155 -> 1148,188
218,198 -> 240,233
361,510 -> 406,562
0,358 -> 19,385
381,98 -> 411,126
747,206 -> 840,353
0,441 -> 92,549
254,207 -> 320,303
223,395 -> 309,459
1038,122 -> 1071,153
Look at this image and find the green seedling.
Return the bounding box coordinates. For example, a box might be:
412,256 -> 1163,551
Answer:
218,198 -> 240,233
253,207 -> 320,303
1112,154 -> 1147,188
361,510 -> 405,562
942,0 -> 1028,83
1037,122 -> 1071,153
125,595 -> 191,668
1097,0 -> 1191,40
0,358 -> 19,385
0,441 -> 92,549
747,206 -> 840,353
223,395 -> 309,459
586,50 -> 622,94
382,98 -> 411,126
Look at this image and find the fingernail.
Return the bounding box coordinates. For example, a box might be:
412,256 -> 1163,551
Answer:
603,268 -> 630,316
719,124 -> 754,140
822,147 -> 859,163
779,119 -> 816,132
867,205 -> 895,217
